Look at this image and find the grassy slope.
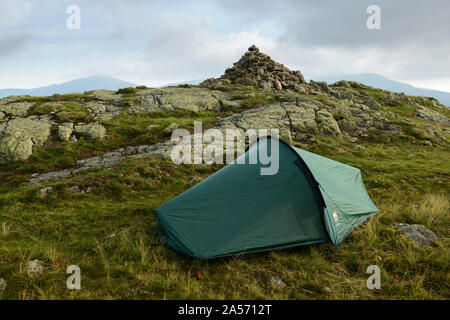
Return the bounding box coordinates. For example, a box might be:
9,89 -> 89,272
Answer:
0,86 -> 449,299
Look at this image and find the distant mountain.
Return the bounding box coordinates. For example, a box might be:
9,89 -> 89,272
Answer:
156,79 -> 203,88
313,73 -> 450,106
0,75 -> 137,98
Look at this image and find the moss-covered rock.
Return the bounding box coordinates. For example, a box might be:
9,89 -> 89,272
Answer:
158,88 -> 225,112
0,102 -> 34,117
415,106 -> 449,124
58,122 -> 74,142
0,118 -> 51,162
285,102 -> 318,133
316,109 -> 342,136
86,102 -> 122,121
74,123 -> 106,140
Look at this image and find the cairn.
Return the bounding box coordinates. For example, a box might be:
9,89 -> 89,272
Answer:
221,45 -> 307,91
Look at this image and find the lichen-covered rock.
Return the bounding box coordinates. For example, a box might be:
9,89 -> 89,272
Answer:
316,110 -> 341,136
132,87 -> 230,113
74,123 -> 106,139
414,106 -> 449,124
362,96 -> 381,110
0,102 -> 34,116
200,78 -> 232,90
87,89 -> 123,102
218,103 -> 291,135
310,81 -> 330,94
0,118 -> 51,162
58,122 -> 74,141
331,80 -> 351,88
159,88 -> 224,112
338,118 -> 359,133
285,102 -> 318,133
86,102 -> 121,120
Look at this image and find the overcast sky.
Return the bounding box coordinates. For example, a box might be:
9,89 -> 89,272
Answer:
1,0 -> 449,91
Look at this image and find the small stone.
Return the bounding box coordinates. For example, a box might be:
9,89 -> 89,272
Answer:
70,135 -> 78,143
274,79 -> 283,91
294,133 -> 308,142
268,276 -> 286,289
28,259 -> 45,277
39,186 -> 54,197
67,185 -> 81,193
344,136 -> 358,143
0,278 -> 6,293
146,124 -> 158,131
395,223 -> 438,247
189,176 -> 199,183
163,123 -> 179,134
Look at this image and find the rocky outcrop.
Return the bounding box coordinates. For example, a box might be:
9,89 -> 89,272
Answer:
86,102 -> 121,121
316,110 -> 341,136
211,45 -> 307,91
415,106 -> 449,124
28,141 -> 178,185
0,46 -> 448,167
74,123 -> 107,140
0,101 -> 34,117
134,87 -> 228,113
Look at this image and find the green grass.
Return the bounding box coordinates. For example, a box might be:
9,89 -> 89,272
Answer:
116,87 -> 138,95
0,135 -> 448,300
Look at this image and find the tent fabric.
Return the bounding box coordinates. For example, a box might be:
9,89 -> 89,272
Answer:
155,136 -> 379,259
292,147 -> 379,245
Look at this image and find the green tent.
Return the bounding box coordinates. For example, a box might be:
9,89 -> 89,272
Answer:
156,136 -> 379,259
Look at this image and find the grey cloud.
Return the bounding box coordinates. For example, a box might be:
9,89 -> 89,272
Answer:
218,0 -> 450,50
0,34 -> 30,56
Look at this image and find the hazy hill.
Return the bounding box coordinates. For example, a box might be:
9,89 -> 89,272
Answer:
0,75 -> 136,98
315,73 -> 450,106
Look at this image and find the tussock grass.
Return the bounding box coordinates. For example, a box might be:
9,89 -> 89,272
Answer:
0,143 -> 448,299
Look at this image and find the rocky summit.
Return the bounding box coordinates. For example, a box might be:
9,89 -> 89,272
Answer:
203,45 -> 307,92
